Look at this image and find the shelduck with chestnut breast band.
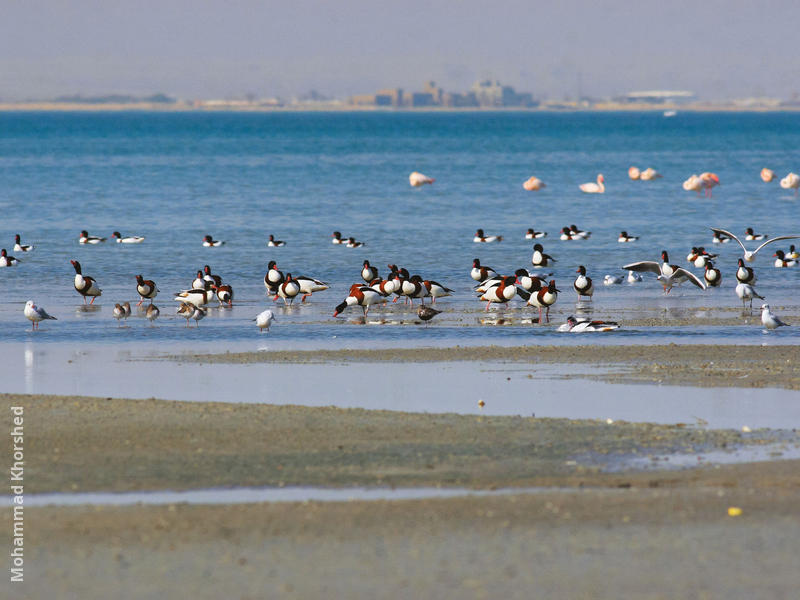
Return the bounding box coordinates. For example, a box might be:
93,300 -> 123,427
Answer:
70,260 -> 102,303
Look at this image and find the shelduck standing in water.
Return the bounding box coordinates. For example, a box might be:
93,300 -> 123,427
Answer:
70,260 -> 102,303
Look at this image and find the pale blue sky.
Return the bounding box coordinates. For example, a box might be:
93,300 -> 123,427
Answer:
1,0 -> 797,101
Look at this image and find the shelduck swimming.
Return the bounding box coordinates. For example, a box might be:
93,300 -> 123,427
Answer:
24,301 -> 57,330
471,258 -> 498,282
112,231 -> 145,244
560,227 -> 577,241
276,273 -> 302,305
174,289 -> 210,308
409,171 -> 435,187
264,261 -> 285,294
331,231 -> 345,244
573,266 -> 594,300
773,250 -> 797,268
618,231 -> 638,243
202,235 -> 225,247
628,166 -> 641,180
761,304 -> 789,330
761,168 -> 776,183
687,247 -> 717,269
254,309 -> 275,332
70,260 -> 102,303
531,243 -> 556,268
13,235 -> 34,252
333,284 -> 384,317
735,283 -> 763,310
267,235 -> 285,247
703,262 -> 722,287
361,260 -> 379,283
145,304 -> 160,324
294,276 -> 329,302
735,258 -> 757,285
527,280 -> 560,322
525,228 -> 547,239
177,302 -> 206,327
135,275 -> 159,306
627,270 -> 642,283
710,227 -> 799,263
579,174 -> 604,194
604,274 -> 622,285
345,237 -> 364,248
711,231 -> 730,244
558,316 -> 619,332
780,172 -> 800,193
79,230 -> 106,244
787,245 -> 800,260
0,249 -> 19,267
639,167 -> 662,181
744,228 -> 767,241
211,283 -> 234,306
522,176 -> 545,191
479,275 -> 517,310
474,229 -> 503,243
569,225 -> 591,239
623,251 -> 706,293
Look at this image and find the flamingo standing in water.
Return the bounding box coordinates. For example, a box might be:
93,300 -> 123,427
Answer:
628,166 -> 641,180
523,176 -> 545,191
780,172 -> 800,194
682,174 -> 702,194
640,167 -> 662,181
699,172 -> 720,197
761,168 -> 776,182
579,174 -> 604,194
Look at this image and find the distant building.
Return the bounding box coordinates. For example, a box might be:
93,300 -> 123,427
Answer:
442,92 -> 478,107
470,80 -> 536,107
375,88 -> 404,107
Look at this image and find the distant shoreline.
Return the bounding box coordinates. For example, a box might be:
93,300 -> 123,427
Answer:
1,102 -> 799,113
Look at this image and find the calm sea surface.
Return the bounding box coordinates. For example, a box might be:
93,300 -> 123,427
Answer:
1,111 -> 799,349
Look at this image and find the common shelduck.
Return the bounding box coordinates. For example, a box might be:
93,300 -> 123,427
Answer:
212,283 -> 234,306
514,269 -> 547,293
135,274 -> 159,306
333,285 -> 384,317
687,247 -> 717,269
145,304 -> 160,324
13,235 -> 34,252
761,168 -> 775,183
264,261 -> 284,294
623,251 -> 706,293
203,265 -> 222,286
761,304 -> 789,329
479,275 -> 517,310
267,235 -> 285,247
618,231 -> 638,243
331,231 -> 345,244
787,245 -> 799,260
710,227 -> 799,263
409,171 -> 435,187
712,231 -> 730,244
525,228 -> 547,239
603,274 -> 622,285
528,280 -> 560,322
744,228 -> 767,241
735,283 -> 763,310
627,270 -> 642,283
177,302 -> 206,327
735,259 -> 757,285
24,301 -> 56,330
345,237 -> 364,248
640,167 -> 662,181
398,272 -> 429,305
70,260 -> 102,303
531,244 -> 556,268
294,276 -> 329,302
579,174 -> 604,193
418,305 -> 442,325
276,273 -> 301,305
112,231 -> 145,244
569,225 -> 591,239
192,271 -> 210,290
773,250 -> 797,268
254,309 -> 275,332
522,176 -> 545,191
474,229 -> 503,243
361,260 -> 379,283
560,227 -> 577,241
202,235 -> 225,247
174,289 -> 210,308
471,258 -> 498,282
558,316 -> 619,332
703,262 -> 722,287
421,279 -> 454,303
0,249 -> 18,267
780,172 -> 800,193
79,230 -> 106,244
573,266 -> 594,300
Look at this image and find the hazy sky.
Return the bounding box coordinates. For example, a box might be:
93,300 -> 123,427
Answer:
1,0 -> 797,101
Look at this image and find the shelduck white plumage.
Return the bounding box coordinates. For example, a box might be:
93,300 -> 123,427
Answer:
202,235 -> 225,247
70,260 -> 102,303
558,316 -> 619,332
0,249 -> 18,267
14,235 -> 34,252
474,229 -> 503,243
112,231 -> 145,244
79,230 -> 106,244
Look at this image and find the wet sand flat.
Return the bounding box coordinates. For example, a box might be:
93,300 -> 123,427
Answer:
168,343 -> 800,389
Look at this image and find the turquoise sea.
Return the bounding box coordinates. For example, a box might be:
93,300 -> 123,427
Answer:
0,111 -> 799,348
